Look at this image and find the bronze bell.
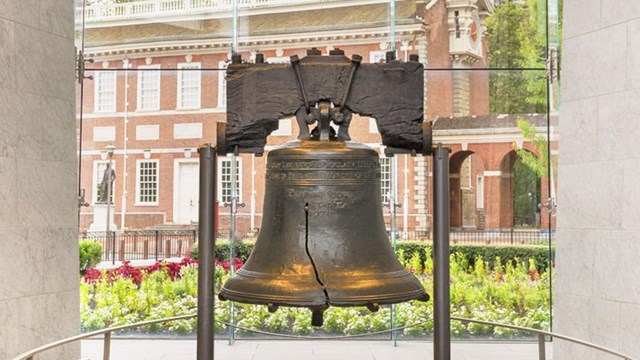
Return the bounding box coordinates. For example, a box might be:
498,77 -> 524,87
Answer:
219,104 -> 428,326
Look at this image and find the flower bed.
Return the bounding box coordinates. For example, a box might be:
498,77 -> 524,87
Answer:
80,251 -> 550,338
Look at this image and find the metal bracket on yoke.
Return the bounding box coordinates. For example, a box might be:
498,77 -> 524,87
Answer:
384,121 -> 433,157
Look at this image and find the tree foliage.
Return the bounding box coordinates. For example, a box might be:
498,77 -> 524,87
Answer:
486,0 -> 548,114
513,118 -> 548,178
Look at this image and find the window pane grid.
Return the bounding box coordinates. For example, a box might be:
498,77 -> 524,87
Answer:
139,69 -> 160,110
220,159 -> 240,204
138,161 -> 158,204
96,71 -> 116,112
380,157 -> 391,204
178,64 -> 201,108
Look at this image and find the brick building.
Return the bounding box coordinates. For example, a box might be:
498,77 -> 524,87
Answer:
78,0 -> 553,236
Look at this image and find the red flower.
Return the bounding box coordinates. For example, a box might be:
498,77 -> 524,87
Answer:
83,268 -> 103,284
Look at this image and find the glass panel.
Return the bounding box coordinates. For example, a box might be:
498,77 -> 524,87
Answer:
427,69 -> 552,338
76,0 -> 556,342
234,0 -> 393,61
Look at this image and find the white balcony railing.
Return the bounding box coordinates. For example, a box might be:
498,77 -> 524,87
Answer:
77,0 -> 335,24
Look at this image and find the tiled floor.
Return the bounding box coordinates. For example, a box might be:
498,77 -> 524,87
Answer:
81,339 -> 551,360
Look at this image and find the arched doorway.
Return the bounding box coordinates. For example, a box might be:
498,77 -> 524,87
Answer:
450,151 -> 486,230
499,150 -> 541,229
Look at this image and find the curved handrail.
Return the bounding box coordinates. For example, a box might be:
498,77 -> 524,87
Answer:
12,314 -> 196,360
451,316 -> 636,360
12,314 -> 637,360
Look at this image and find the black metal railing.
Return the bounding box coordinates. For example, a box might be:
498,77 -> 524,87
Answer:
81,230 -> 198,262
400,229 -> 554,245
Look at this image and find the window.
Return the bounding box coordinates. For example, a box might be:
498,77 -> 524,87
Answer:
93,161 -> 116,205
369,51 -> 387,64
137,65 -> 160,110
218,158 -> 241,204
177,62 -> 201,109
217,61 -> 228,108
369,118 -> 379,134
136,160 -> 159,205
266,56 -> 290,64
380,157 -> 392,204
271,119 -> 292,136
94,71 -> 116,112
476,175 -> 484,209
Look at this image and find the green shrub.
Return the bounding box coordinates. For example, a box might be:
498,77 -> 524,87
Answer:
190,240 -> 255,262
192,240 -> 553,272
79,240 -> 103,274
393,241 -> 554,272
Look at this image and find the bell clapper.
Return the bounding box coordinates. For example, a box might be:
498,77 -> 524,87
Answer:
267,303 -> 279,313
366,303 -> 380,313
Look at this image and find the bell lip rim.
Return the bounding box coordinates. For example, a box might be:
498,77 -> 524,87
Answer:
233,268 -> 417,280
218,288 -> 429,307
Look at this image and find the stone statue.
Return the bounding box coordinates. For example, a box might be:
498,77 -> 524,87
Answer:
97,164 -> 116,204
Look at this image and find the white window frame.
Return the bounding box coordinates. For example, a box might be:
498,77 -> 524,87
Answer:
177,62 -> 201,109
369,50 -> 387,64
137,64 -> 161,111
218,157 -> 242,204
266,56 -> 290,64
94,71 -> 117,113
271,118 -> 293,136
217,61 -> 228,108
379,156 -> 396,204
135,159 -> 160,206
369,118 -> 379,134
476,175 -> 484,209
92,160 -> 116,205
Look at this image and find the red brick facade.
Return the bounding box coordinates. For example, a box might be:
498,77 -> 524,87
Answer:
79,0 -> 556,236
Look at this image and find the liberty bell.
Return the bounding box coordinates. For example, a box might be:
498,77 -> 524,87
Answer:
218,50 -> 430,326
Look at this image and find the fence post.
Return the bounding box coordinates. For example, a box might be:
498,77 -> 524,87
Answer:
165,239 -> 172,258
178,239 -> 183,257
155,230 -> 159,261
511,227 -> 514,245
111,231 -> 116,264
103,331 -> 112,360
119,239 -> 125,261
144,239 -> 149,259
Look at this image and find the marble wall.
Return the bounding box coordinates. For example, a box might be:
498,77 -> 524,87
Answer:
0,0 -> 79,359
556,1 -> 640,358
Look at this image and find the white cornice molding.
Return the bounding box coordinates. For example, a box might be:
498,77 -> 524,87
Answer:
85,23 -> 425,59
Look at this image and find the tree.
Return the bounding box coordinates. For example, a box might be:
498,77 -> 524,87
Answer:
513,117 -> 548,178
486,1 -> 547,114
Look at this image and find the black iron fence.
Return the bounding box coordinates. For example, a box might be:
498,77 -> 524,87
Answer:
81,230 -> 197,262
81,228 -> 553,263
400,229 -> 554,245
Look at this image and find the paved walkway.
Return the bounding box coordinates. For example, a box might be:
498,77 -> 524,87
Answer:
81,339 -> 552,360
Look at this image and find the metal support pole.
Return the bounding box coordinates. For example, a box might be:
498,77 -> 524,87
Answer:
197,144 -> 217,360
538,334 -> 547,360
103,332 -> 111,360
433,144 -> 450,360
